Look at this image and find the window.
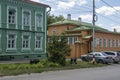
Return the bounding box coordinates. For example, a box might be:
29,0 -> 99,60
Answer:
116,40 -> 119,47
116,40 -> 118,47
114,40 -> 116,47
52,28 -> 56,35
119,40 -> 120,47
68,37 -> 73,44
73,37 -> 78,44
112,40 -> 114,47
35,36 -> 42,49
35,12 -> 43,31
22,35 -> 30,49
99,38 -> 103,48
36,14 -> 42,27
94,38 -> 97,48
104,39 -> 107,48
109,39 -> 112,47
7,34 -> 16,49
8,9 -> 16,24
7,6 -> 17,29
23,11 -> 30,26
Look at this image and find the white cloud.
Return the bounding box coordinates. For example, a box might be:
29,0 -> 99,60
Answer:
96,6 -> 120,16
77,0 -> 87,6
79,14 -> 92,21
58,1 -> 75,9
51,8 -> 56,12
112,26 -> 120,32
58,0 -> 87,9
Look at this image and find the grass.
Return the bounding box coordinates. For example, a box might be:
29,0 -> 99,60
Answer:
0,60 -> 106,77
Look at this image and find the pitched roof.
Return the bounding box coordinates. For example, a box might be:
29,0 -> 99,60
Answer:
24,0 -> 50,7
49,19 -> 81,26
49,19 -> 109,32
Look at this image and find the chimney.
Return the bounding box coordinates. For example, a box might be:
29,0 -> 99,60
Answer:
114,28 -> 117,32
78,17 -> 82,22
67,14 -> 71,20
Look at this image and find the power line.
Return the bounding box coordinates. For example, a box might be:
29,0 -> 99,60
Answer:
97,13 -> 120,25
45,0 -> 120,25
101,0 -> 120,14
42,0 -> 93,11
99,0 -> 120,20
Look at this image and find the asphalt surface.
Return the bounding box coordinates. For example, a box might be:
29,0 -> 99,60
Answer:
0,64 -> 120,80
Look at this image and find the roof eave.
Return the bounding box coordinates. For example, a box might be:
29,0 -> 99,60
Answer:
25,0 -> 50,7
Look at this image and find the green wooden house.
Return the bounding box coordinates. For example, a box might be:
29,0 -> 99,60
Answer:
0,0 -> 50,62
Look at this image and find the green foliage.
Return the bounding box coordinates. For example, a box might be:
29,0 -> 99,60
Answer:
47,34 -> 71,66
38,60 -> 60,67
47,14 -> 65,25
0,61 -> 106,77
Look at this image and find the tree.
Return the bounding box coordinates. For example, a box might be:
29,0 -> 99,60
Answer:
47,14 -> 65,25
47,34 -> 71,66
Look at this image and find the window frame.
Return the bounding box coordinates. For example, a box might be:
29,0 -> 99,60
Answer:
109,39 -> 113,47
35,34 -> 43,50
99,38 -> 103,48
22,32 -> 31,50
7,6 -> 17,29
114,40 -> 116,47
35,12 -> 43,31
94,38 -> 97,48
52,28 -> 56,35
116,40 -> 119,47
22,9 -> 31,30
68,37 -> 73,44
6,31 -> 17,50
104,39 -> 107,48
73,37 -> 78,44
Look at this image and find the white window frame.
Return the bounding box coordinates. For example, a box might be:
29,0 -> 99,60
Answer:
6,31 -> 17,50
119,40 -> 120,47
94,38 -> 97,48
7,6 -> 17,29
35,33 -> 43,50
22,32 -> 31,50
22,9 -> 31,30
104,39 -> 107,48
109,39 -> 112,47
114,40 -> 116,47
99,38 -> 103,48
68,37 -> 74,44
0,4 -> 2,28
35,12 -> 43,31
73,37 -> 78,44
116,40 -> 119,47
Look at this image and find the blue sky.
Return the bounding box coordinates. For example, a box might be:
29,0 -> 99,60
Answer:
31,0 -> 120,32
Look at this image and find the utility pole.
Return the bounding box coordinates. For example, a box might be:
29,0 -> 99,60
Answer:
92,0 -> 96,53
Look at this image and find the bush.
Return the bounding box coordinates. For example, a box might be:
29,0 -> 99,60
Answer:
47,34 -> 71,66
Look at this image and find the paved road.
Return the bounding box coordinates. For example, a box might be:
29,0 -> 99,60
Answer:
1,64 -> 120,80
